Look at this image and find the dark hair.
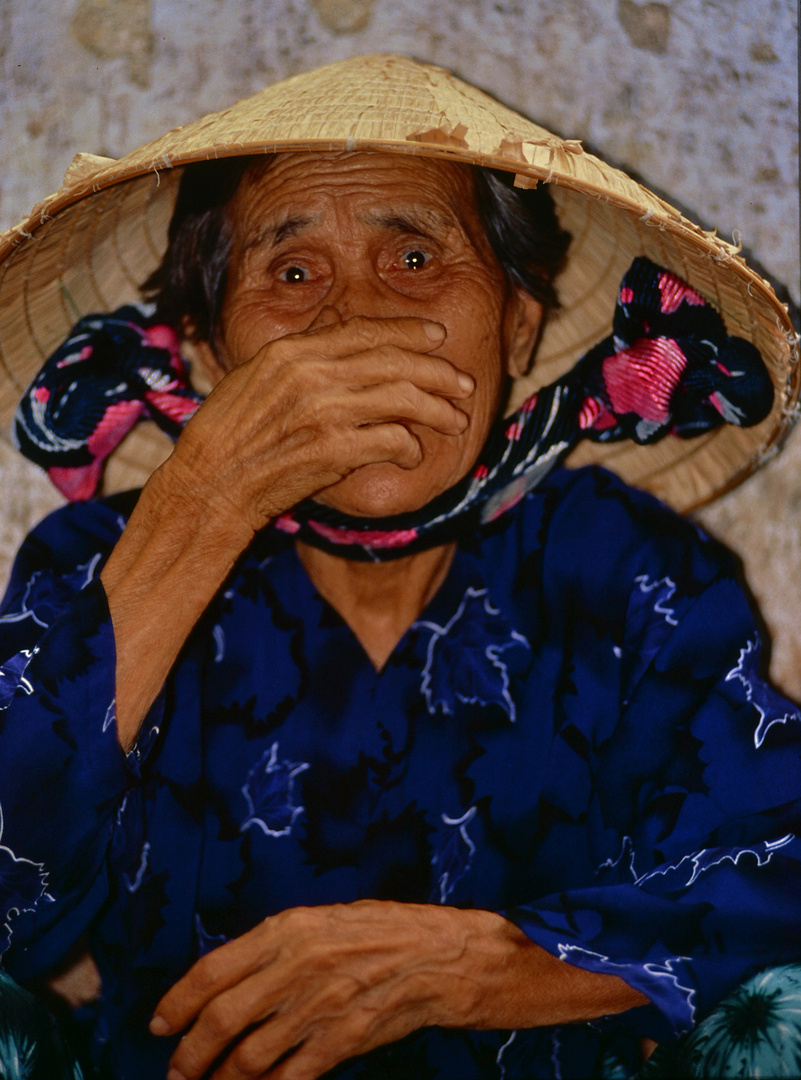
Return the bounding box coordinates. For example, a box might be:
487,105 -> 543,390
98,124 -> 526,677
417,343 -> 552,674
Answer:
142,157 -> 263,348
473,168 -> 570,314
142,155 -> 571,351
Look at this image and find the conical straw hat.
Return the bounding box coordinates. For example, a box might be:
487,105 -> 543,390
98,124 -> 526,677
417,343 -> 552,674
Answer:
0,53 -> 797,509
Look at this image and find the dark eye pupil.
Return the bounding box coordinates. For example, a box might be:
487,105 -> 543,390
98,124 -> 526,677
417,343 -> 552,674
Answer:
284,267 -> 306,282
404,250 -> 427,270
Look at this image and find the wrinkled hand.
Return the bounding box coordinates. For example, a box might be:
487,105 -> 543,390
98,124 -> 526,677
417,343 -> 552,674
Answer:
151,900 -> 514,1080
165,314 -> 472,532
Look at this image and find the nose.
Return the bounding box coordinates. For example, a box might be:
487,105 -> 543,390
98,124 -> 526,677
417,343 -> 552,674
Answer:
308,306 -> 343,331
320,258 -> 396,323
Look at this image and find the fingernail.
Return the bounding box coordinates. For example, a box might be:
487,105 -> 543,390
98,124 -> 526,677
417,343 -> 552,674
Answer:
149,1014 -> 171,1036
423,321 -> 446,341
457,372 -> 474,392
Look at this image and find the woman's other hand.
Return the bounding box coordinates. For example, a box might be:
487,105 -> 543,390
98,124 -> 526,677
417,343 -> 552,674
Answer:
151,900 -> 647,1080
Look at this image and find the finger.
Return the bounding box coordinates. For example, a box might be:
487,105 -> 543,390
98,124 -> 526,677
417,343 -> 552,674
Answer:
221,997 -> 428,1080
312,382 -> 469,437
166,979 -> 282,1079
327,345 -> 474,400
199,979 -> 363,1080
196,367 -> 466,485
270,422 -> 424,497
266,314 -> 447,364
152,931 -> 275,1036
168,967 -> 354,1079
189,347 -> 472,457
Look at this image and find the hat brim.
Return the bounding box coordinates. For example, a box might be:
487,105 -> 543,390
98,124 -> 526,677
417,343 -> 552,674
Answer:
0,53 -> 797,510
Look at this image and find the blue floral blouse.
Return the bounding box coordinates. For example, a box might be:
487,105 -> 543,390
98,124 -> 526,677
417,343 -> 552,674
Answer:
1,465 -> 800,1080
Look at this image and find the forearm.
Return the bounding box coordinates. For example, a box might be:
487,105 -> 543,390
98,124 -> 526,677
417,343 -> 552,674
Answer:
100,462 -> 253,751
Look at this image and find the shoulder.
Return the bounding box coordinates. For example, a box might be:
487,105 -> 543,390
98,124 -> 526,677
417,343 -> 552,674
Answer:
8,490 -> 140,581
481,465 -> 740,617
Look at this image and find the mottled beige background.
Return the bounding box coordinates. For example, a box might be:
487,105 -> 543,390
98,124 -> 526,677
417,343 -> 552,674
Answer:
1,0 -> 799,691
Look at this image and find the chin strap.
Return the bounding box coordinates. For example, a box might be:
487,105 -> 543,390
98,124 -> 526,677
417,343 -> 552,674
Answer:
13,258 -> 773,555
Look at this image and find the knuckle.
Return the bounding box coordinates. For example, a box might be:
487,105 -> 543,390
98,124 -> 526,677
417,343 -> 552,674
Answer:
259,335 -> 295,366
201,996 -> 239,1041
182,970 -> 214,1005
279,1050 -> 320,1080
278,906 -> 320,948
374,344 -> 416,376
231,1037 -> 269,1076
335,428 -> 365,468
349,316 -> 383,348
340,1006 -> 375,1047
197,948 -> 227,985
391,379 -> 420,410
280,904 -> 314,930
387,424 -> 414,452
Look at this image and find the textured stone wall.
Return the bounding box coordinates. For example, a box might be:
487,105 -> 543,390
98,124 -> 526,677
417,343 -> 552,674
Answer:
1,0 -> 799,691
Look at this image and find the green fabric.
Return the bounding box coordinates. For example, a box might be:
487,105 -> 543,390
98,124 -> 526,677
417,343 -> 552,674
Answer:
638,965 -> 801,1079
0,971 -> 83,1079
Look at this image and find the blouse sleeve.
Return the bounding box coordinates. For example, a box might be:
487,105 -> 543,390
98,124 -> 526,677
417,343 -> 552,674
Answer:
0,494 -> 159,978
504,471 -> 801,1043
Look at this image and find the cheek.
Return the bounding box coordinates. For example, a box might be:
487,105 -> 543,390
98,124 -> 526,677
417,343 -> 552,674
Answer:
445,288 -> 508,418
218,297 -> 294,368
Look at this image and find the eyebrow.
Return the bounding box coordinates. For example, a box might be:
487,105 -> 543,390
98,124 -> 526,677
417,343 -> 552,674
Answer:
360,206 -> 458,237
241,204 -> 458,252
243,214 -> 322,251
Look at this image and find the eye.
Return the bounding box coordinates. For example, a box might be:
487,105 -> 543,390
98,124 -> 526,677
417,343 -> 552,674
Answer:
401,249 -> 430,271
280,266 -> 308,283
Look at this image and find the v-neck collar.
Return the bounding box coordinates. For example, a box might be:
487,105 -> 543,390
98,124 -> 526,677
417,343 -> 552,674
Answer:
254,535 -> 489,676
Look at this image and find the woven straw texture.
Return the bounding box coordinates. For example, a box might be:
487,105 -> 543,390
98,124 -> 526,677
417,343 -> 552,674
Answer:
0,53 -> 797,509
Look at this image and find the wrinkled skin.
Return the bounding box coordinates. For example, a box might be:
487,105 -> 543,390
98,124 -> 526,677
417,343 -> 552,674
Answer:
154,901 -> 644,1080
95,151 -> 646,1079
187,150 -> 542,522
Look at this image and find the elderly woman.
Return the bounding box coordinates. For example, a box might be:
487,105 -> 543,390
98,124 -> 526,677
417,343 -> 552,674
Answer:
0,55 -> 800,1080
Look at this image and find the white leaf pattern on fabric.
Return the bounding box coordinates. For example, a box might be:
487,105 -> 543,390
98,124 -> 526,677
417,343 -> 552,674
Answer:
415,587 -> 530,722
635,835 -> 795,889
0,577 -> 48,630
195,912 -> 229,957
0,556 -> 102,631
557,944 -> 696,1032
595,835 -> 637,881
102,700 -> 116,733
0,648 -> 38,710
241,742 -> 310,838
431,806 -> 477,903
633,574 -> 678,626
0,1024 -> 37,1077
212,625 -> 225,663
725,638 -> 801,748
550,1029 -> 563,1080
0,804 -> 50,953
123,842 -> 151,893
496,1029 -> 518,1079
